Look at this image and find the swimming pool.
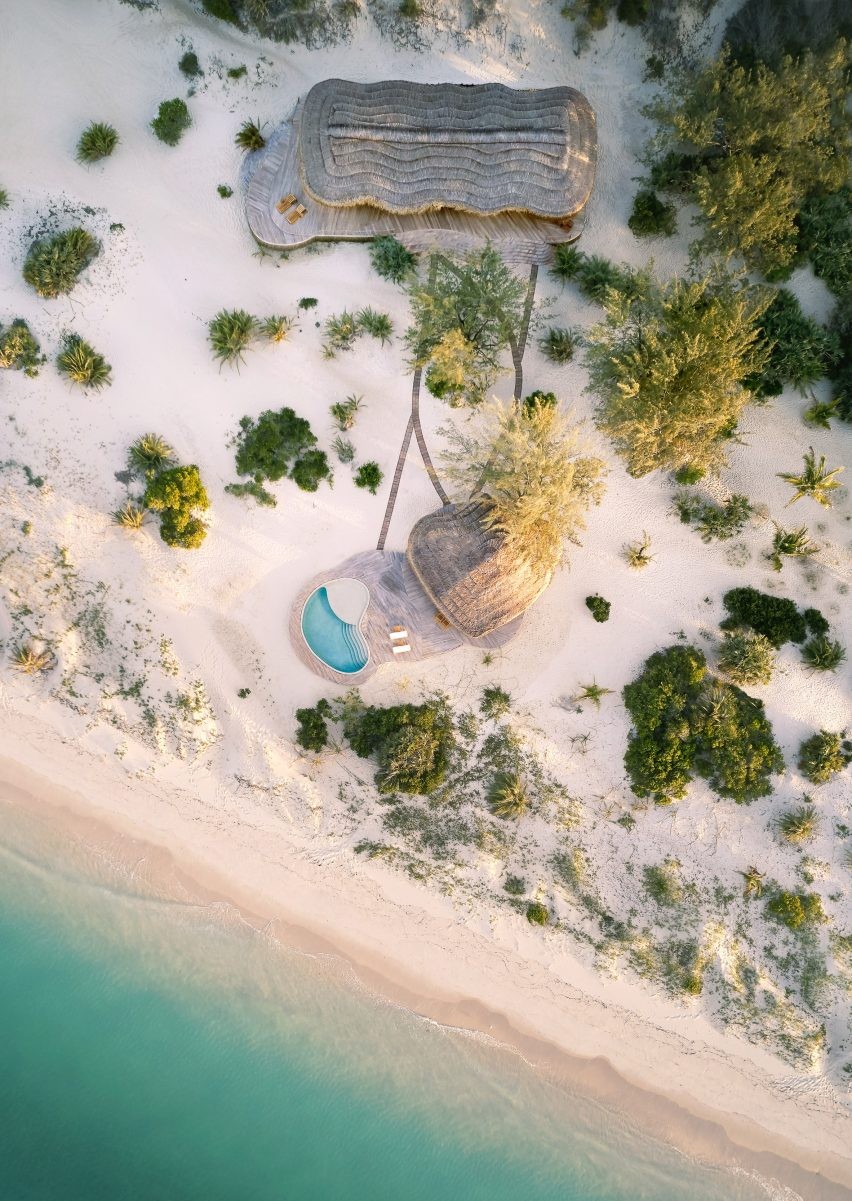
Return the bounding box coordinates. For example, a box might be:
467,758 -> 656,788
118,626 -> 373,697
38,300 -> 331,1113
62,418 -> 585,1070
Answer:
301,579 -> 370,675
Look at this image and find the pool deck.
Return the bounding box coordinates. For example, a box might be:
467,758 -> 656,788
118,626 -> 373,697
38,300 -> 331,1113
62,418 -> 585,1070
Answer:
290,550 -> 521,685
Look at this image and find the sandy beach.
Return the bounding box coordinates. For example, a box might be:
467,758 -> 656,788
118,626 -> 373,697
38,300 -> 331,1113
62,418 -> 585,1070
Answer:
1,0 -> 850,1195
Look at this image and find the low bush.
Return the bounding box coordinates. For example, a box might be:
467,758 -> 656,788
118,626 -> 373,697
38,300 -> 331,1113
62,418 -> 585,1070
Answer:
332,436 -> 355,463
323,310 -> 359,356
0,319 -> 44,376
369,236 -> 416,283
721,587 -> 807,647
551,247 -> 638,303
488,772 -> 529,820
675,492 -> 753,541
585,594 -> 611,623
673,464 -> 704,485
179,50 -> 201,76
260,315 -> 294,343
291,449 -> 332,492
480,685 -> 512,721
798,730 -> 852,784
298,296 -> 318,311
330,394 -> 363,430
526,901 -> 549,925
76,121 -> 119,163
522,390 -> 557,416
643,859 -> 683,906
0,188 -> 9,209
503,875 -> 526,896
208,309 -> 257,366
744,290 -> 837,398
693,681 -> 783,804
11,643 -> 55,675
628,189 -> 677,238
803,607 -> 829,636
231,407 -> 330,501
777,804 -> 818,844
801,635 -> 846,673
113,500 -> 147,530
151,98 -> 192,146
717,629 -> 775,686
765,890 -> 825,931
778,447 -> 844,508
224,479 -> 276,507
143,464 -> 209,549
128,433 -> 175,478
354,461 -> 383,494
295,699 -> 333,752
23,228 -> 99,298
56,333 -> 111,390
227,64 -> 247,79
343,696 -> 455,795
624,532 -> 653,568
235,118 -> 265,151
201,0 -> 240,24
797,187 -> 852,303
217,184 -> 233,199
538,326 -> 581,364
356,307 -> 393,344
768,524 -> 817,571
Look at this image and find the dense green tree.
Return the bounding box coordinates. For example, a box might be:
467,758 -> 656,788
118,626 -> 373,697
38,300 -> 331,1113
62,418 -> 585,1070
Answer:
343,697 -> 454,795
295,699 -> 333,752
693,681 -> 784,803
797,730 -> 852,784
143,464 -> 210,549
233,407 -> 317,482
721,587 -> 807,647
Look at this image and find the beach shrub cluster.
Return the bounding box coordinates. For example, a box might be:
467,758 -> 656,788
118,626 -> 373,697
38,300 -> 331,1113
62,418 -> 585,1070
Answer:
801,635 -> 846,673
628,189 -> 676,238
550,246 -> 639,303
720,587 -> 811,647
201,0 -> 240,25
526,901 -> 550,925
330,394 -> 363,430
369,236 -> 416,284
234,119 -> 266,151
22,228 -> 99,298
765,890 -> 826,931
227,407 -> 331,503
322,308 -> 393,357
341,695 -> 455,795
0,319 -> 44,376
353,461 -> 383,494
717,629 -> 775,686
56,333 -> 112,390
538,326 -> 581,365
622,644 -> 784,804
76,121 -> 119,163
674,492 -> 753,541
778,447 -> 844,509
797,730 -> 852,785
143,464 -> 210,549
151,98 -> 192,145
208,309 -> 294,366
179,49 -> 201,76
0,188 -> 9,208
295,699 -> 333,752
743,290 -> 838,399
768,524 -> 817,572
585,594 -> 611,623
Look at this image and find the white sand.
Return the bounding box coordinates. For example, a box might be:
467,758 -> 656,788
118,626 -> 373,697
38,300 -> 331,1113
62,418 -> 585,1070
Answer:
1,0 -> 850,1193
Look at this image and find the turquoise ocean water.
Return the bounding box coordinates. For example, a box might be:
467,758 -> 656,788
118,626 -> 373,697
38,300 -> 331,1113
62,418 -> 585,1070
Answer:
0,794 -> 781,1201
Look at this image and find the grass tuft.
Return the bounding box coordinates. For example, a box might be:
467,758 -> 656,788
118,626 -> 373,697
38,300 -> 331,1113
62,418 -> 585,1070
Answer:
76,121 -> 119,163
56,333 -> 112,389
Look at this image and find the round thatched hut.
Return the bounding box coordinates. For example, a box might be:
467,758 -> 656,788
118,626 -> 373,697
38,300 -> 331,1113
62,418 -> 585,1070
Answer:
406,502 -> 553,640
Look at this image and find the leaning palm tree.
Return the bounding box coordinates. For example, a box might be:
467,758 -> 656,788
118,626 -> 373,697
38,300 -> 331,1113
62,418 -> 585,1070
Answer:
739,866 -> 765,899
235,118 -> 266,152
127,433 -> 175,478
778,447 -> 844,508
11,642 -> 55,674
488,771 -> 529,820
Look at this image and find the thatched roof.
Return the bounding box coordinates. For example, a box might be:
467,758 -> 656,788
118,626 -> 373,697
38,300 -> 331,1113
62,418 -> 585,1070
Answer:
298,79 -> 596,220
406,502 -> 552,639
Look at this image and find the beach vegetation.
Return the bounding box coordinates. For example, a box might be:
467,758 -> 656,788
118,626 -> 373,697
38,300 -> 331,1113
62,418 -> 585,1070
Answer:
488,772 -> 529,820
151,98 -> 192,146
179,49 -> 201,76
739,866 -> 765,898
0,188 -> 8,208
777,804 -> 818,845
128,433 -> 175,479
22,227 -> 99,298
298,296 -> 318,310
235,118 -> 266,151
356,307 -> 393,344
778,448 -> 844,508
797,730 -> 852,785
424,330 -> 483,407
538,325 -> 581,364
260,314 -> 294,342
623,531 -> 653,568
217,184 -> 233,199
643,859 -> 683,906
585,594 -> 611,623
353,461 -> 382,494
628,189 -> 677,238
56,333 -> 112,390
643,44 -> 850,277
0,319 -> 44,376
227,64 -> 248,79
522,390 -> 557,416
112,500 -> 148,530
224,479 -> 276,506
441,398 -> 606,576
322,310 -> 359,356
574,682 -> 614,709
550,247 -> 639,303
803,398 -> 839,430
503,875 -> 526,896
766,890 -> 826,931
693,680 -> 784,804
721,587 -> 807,647
744,290 -> 838,399
330,394 -> 363,430
342,695 -> 455,795
673,464 -> 704,485
480,685 -> 512,721
717,629 -> 775,686
526,901 -> 549,925
586,268 -> 769,477
797,186 -> 852,302
674,492 -> 753,542
295,699 -> 333,752
801,635 -> 846,673
76,121 -> 119,163
287,448 -> 331,492
202,0 -> 240,25
143,464 -> 210,549
10,643 -> 55,675
768,524 -> 818,571
803,608 -> 830,637
231,407 -> 325,503
369,236 -> 416,284
332,435 -> 355,463
208,309 -> 257,366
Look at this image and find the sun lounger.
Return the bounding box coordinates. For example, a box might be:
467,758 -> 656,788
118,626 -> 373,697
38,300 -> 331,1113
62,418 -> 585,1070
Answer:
390,629 -> 408,642
392,643 -> 411,654
276,193 -> 297,214
286,203 -> 307,224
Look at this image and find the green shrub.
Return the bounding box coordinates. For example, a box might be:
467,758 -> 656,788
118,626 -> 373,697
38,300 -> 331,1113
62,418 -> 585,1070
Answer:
721,587 -> 807,647
330,394 -> 363,430
480,685 -> 512,721
616,0 -> 647,22
76,121 -> 119,163
623,531 -> 653,568
526,901 -> 550,925
179,50 -> 201,76
768,524 -> 817,571
538,326 -> 581,364
521,390 -> 557,417
151,98 -> 192,146
797,186 -> 852,302
826,300 -> 852,421
227,64 -> 247,79
128,433 -> 175,478
113,500 -> 147,530
323,310 -> 359,356
673,464 -> 705,485
0,188 -> 9,209
217,184 -> 233,199
291,449 -> 332,492
585,594 -> 611,623
648,151 -> 701,195
0,319 -> 44,376
231,407 -> 329,501
776,804 -> 818,844
643,859 -> 683,906
717,629 -> 775,685
801,635 -> 846,672
356,307 -> 393,344
628,189 -> 677,237
804,608 -> 829,636
503,875 -> 526,896
344,697 -> 455,795
488,772 -> 529,820
201,0 -> 240,23
295,699 -> 332,752
766,890 -> 825,931
56,333 -> 111,390
260,314 -> 294,343
298,296 -> 318,310
332,436 -> 354,463
743,290 -> 837,398
22,228 -> 99,298
675,492 -> 753,541
208,309 -> 257,366
143,464 -> 209,549
803,398 -> 839,429
777,447 -> 844,508
552,249 -> 638,303
235,119 -> 266,151
798,730 -> 852,784
693,681 -> 784,804
224,479 -> 276,507
353,461 -> 383,494
369,236 -> 416,283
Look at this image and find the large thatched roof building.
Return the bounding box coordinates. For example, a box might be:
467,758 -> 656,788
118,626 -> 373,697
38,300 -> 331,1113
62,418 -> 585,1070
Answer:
406,503 -> 552,640
299,79 -> 597,220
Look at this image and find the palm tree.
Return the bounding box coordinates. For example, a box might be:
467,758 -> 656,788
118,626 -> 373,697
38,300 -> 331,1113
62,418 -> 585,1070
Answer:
739,866 -> 765,899
235,118 -> 266,152
778,447 -> 844,508
768,523 -> 818,571
11,642 -> 54,674
574,681 -> 614,709
488,772 -> 529,820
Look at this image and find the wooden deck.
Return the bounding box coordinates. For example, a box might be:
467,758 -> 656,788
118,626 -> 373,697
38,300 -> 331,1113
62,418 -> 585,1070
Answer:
245,106 -> 585,265
290,551 -> 521,684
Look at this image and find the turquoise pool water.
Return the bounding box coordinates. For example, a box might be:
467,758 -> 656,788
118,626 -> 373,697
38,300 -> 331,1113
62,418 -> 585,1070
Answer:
301,584 -> 369,674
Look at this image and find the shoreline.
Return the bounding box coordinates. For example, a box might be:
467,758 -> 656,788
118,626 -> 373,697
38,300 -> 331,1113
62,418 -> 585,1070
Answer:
1,726 -> 849,1200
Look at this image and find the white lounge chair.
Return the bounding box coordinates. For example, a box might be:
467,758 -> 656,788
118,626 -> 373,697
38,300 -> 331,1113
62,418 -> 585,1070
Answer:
392,643 -> 411,655
390,628 -> 408,642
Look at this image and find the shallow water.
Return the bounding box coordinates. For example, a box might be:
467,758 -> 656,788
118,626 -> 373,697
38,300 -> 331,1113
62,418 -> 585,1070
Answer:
0,794 -> 785,1201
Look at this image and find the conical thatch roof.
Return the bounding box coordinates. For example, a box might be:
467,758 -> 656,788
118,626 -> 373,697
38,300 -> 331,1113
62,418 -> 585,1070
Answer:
406,503 -> 552,639
298,79 -> 596,220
